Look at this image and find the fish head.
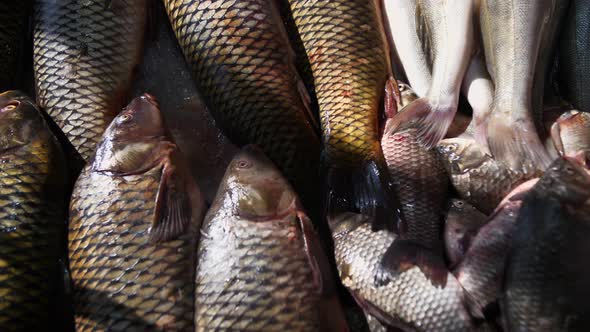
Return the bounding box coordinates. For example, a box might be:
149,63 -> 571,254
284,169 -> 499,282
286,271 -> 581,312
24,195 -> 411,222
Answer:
0,91 -> 44,154
535,157 -> 590,205
104,93 -> 164,142
436,137 -> 488,174
551,110 -> 590,158
222,145 -> 296,220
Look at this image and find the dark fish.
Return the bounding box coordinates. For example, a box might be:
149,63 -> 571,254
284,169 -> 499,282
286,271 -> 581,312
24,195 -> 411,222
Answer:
444,199 -> 488,267
559,0 -> 590,112
503,157 -> 590,331
330,213 -> 487,332
162,0 -> 322,218
453,179 -> 537,312
550,110 -> 590,159
0,91 -> 68,330
68,94 -> 204,331
0,3 -> 31,91
286,0 -> 400,230
196,146 -> 347,331
436,137 -> 534,214
33,0 -> 148,161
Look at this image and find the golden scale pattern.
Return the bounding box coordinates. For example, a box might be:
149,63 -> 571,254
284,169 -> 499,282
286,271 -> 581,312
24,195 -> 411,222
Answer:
288,0 -> 388,166
33,0 -> 145,161
196,216 -> 319,331
69,169 -> 196,331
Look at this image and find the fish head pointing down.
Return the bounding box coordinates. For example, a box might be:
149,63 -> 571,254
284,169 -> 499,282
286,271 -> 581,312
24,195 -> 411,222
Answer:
436,137 -> 489,174
0,91 -> 45,154
220,145 -> 297,220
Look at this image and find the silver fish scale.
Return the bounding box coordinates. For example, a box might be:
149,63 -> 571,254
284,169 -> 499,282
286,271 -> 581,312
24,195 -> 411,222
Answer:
196,215 -> 320,331
33,0 -> 145,161
333,223 -> 479,331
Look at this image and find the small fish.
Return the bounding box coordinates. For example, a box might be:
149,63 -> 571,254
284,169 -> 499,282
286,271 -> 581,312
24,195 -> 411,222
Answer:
444,199 -> 488,267
0,3 -> 31,91
196,146 -> 347,331
68,94 -> 204,331
502,157 -> 590,331
550,110 -> 590,160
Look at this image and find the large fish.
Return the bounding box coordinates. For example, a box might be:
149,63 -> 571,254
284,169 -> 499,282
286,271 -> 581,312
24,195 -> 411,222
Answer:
479,0 -> 559,173
550,110 -> 590,159
68,95 -> 204,331
330,213 -> 487,331
444,199 -> 488,267
0,91 -> 68,330
502,157 -> 590,331
0,3 -> 31,91
286,0 -> 400,229
33,0 -> 148,161
162,0 -> 322,219
391,0 -> 474,147
196,146 -> 347,332
559,0 -> 590,112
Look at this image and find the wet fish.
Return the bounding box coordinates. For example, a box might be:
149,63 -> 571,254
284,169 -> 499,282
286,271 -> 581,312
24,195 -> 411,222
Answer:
559,0 -> 590,112
444,199 -> 488,267
0,3 -> 31,91
68,95 -> 204,331
330,213 -> 486,331
196,146 -> 347,332
453,179 -> 537,313
479,0 -> 558,172
502,157 -> 590,331
436,137 -> 533,214
33,0 -> 148,161
392,0 -> 474,147
0,91 -> 68,330
162,0 -> 322,219
461,52 -> 494,149
286,0 -> 400,229
551,110 -> 590,159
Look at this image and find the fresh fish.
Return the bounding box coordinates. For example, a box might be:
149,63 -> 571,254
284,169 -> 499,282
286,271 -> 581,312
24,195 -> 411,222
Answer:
391,0 -> 474,147
0,91 -> 68,330
453,179 -> 537,313
444,199 -> 488,267
551,110 -> 590,159
461,53 -> 494,149
502,157 -> 590,331
379,81 -> 449,286
0,3 -> 31,91
286,0 -> 400,230
196,146 -> 347,332
162,0 -> 322,219
330,213 -> 487,331
383,0 -> 431,98
33,0 -> 148,161
436,137 -> 533,214
68,95 -> 204,331
559,0 -> 590,112
479,0 -> 557,172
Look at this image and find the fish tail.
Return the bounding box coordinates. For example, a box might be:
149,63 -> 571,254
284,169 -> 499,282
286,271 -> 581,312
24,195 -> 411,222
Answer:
487,114 -> 551,173
374,239 -> 448,288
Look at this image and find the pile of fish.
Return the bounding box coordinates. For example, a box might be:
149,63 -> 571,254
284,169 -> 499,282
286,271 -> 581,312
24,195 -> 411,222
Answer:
0,0 -> 589,331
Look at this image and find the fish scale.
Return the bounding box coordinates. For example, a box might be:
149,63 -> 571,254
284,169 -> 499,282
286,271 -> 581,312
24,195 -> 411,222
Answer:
33,0 -> 147,161
69,169 -> 196,331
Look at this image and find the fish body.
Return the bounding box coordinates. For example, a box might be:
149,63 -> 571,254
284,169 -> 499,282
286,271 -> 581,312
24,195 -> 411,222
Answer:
461,53 -> 494,149
33,0 -> 147,161
551,110 -> 590,159
69,95 -> 204,331
503,158 -> 590,331
0,3 -> 31,91
0,91 -> 68,330
444,199 -> 488,267
196,146 -> 344,331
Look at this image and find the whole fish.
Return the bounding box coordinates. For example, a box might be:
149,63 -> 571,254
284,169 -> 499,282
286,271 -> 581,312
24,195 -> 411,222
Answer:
559,0 -> 590,112
453,179 -> 537,312
444,199 -> 488,267
0,3 -> 31,91
437,137 -> 532,214
479,0 -> 557,172
162,0 -> 322,219
550,110 -> 590,159
330,213 -> 486,331
0,91 -> 68,330
33,0 -> 148,161
286,0 -> 400,229
391,0 -> 474,147
196,146 -> 347,332
68,95 -> 204,331
379,81 -> 449,286
503,157 -> 590,331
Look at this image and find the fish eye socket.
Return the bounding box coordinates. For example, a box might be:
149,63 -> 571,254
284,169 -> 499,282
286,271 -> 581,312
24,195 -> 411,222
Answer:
118,113 -> 132,123
1,101 -> 19,113
446,144 -> 457,152
398,84 -> 406,92
454,201 -> 464,208
237,160 -> 251,169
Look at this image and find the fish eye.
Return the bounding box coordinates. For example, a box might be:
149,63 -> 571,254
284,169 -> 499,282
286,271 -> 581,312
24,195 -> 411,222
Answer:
398,84 -> 406,92
237,160 -> 251,169
445,144 -> 457,152
453,201 -> 464,208
118,113 -> 132,123
1,101 -> 19,113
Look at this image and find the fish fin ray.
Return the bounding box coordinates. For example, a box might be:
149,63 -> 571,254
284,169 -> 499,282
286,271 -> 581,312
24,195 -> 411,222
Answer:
297,211 -> 335,295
